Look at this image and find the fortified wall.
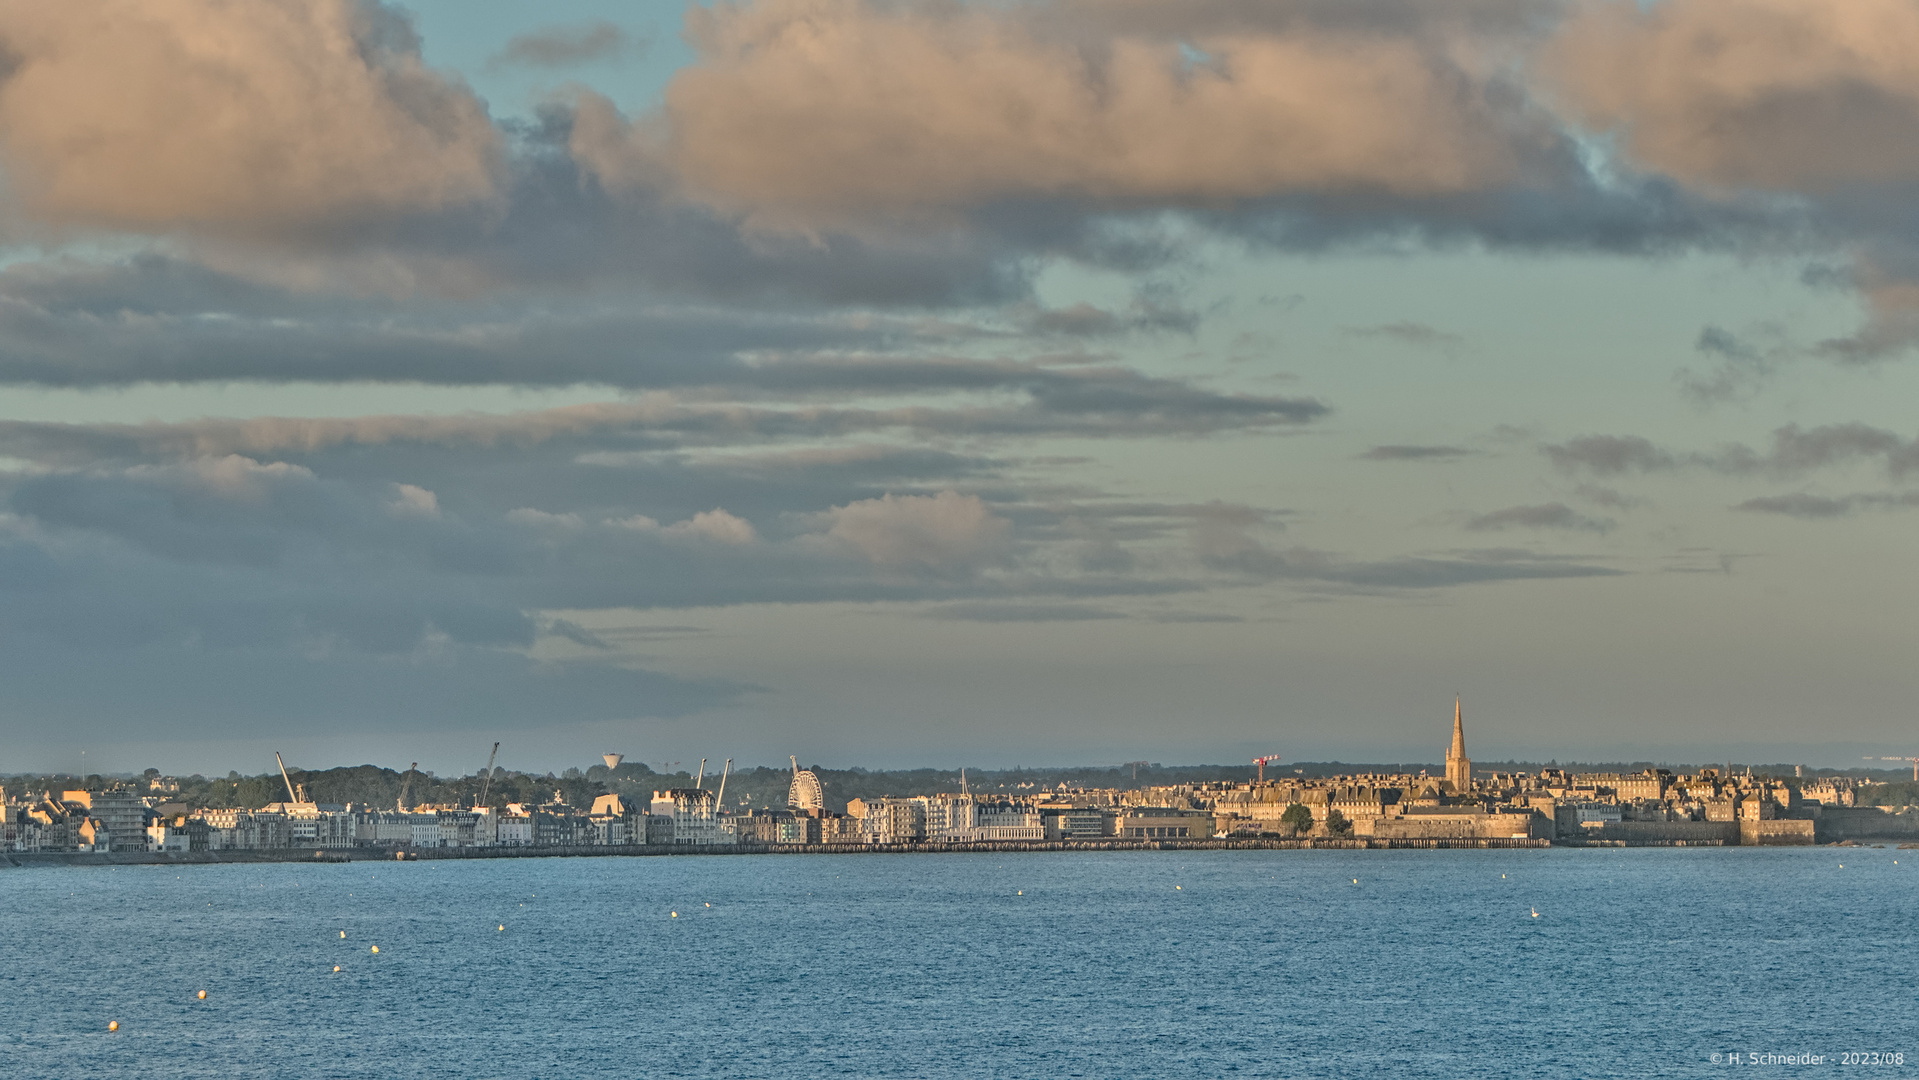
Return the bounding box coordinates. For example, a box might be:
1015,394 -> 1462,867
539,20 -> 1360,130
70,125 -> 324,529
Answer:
1812,806 -> 1919,842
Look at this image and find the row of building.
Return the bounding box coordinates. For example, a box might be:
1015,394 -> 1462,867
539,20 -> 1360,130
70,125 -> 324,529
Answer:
3,709 -> 1910,852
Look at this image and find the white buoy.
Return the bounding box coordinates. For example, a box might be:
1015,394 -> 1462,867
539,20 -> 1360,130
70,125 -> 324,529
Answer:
1531,908 -> 1539,918
339,931 -> 346,939
498,925 -> 504,931
370,945 -> 379,953
670,911 -> 678,918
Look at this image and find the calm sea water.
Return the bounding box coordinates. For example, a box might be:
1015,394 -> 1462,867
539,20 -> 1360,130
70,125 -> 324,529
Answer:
1,848 -> 1913,1079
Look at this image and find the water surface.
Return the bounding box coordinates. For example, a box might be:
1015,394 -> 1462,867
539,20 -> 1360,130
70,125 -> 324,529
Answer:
1,848 -> 1913,1078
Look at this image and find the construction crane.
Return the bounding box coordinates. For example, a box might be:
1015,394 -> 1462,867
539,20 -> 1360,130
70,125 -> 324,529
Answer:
715,759 -> 731,807
476,742 -> 500,809
398,762 -> 418,812
1253,754 -> 1283,783
694,758 -> 707,788
273,752 -> 308,805
1869,756 -> 1919,782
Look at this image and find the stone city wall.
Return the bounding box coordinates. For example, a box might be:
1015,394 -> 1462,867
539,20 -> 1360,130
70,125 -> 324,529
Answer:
1814,807 -> 1919,842
1739,819 -> 1816,846
1583,820 -> 1739,845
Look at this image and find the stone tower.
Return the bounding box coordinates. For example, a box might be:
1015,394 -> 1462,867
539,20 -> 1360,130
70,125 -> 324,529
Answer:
1445,696 -> 1472,792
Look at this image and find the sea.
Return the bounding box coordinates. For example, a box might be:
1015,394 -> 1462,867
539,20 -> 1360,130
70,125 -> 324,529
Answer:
0,847 -> 1913,1079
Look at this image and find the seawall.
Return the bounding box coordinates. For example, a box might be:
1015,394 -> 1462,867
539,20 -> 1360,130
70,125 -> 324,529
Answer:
2,836 -> 1552,867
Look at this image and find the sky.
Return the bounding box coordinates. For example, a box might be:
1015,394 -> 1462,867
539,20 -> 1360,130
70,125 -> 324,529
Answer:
1,0 -> 1917,776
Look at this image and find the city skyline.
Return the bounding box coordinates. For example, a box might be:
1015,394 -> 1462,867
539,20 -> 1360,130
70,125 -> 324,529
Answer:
10,701 -> 1908,857
2,1 -> 1918,773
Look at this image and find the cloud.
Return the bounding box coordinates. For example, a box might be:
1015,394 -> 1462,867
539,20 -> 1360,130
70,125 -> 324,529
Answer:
1732,423 -> 1919,476
1677,325 -> 1782,405
0,0 -> 500,236
1573,483 -> 1642,510
663,508 -> 758,545
920,602 -> 1123,622
1547,0 -> 1919,192
609,510 -> 762,546
1207,544 -> 1623,589
485,22 -> 640,71
1543,434 -> 1676,475
1543,424 -> 1919,483
1359,445 -> 1475,461
601,0 -> 1559,231
1734,490 -> 1919,518
1183,497 -> 1619,586
0,256 -> 1337,450
0,375 -> 1325,475
1463,502 -> 1612,533
1345,321 -> 1465,350
1307,550 -> 1622,590
543,618 -> 612,649
387,483 -> 441,520
1814,258 -> 1919,362
824,491 -> 1013,570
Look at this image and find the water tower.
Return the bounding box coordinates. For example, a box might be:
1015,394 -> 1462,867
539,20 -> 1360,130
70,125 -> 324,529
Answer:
602,753 -> 625,772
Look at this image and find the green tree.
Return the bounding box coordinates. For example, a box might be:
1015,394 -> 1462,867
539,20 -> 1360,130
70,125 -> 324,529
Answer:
1279,803 -> 1314,836
1325,808 -> 1352,837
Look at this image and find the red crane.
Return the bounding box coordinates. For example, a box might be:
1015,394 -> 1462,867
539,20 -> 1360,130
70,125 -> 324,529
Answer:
1254,755 -> 1282,783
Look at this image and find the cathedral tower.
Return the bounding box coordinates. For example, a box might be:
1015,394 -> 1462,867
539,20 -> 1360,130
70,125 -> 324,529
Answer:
1445,696 -> 1472,792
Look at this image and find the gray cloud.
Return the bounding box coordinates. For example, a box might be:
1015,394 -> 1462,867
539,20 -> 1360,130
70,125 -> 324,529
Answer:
1734,491 -> 1919,519
1677,325 -> 1782,405
1144,611 -> 1245,624
486,22 -> 641,71
1545,425 -> 1919,480
920,602 -> 1125,622
1543,434 -> 1675,475
1283,547 -> 1623,590
1729,424 -> 1919,478
1464,503 -> 1612,534
1572,483 -> 1643,510
1345,321 -> 1464,350
1192,527 -> 1620,588
1360,444 -> 1474,461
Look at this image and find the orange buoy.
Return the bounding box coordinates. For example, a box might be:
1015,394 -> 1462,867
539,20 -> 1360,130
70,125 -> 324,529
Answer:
670,911 -> 678,918
497,925 -> 504,932
370,945 -> 379,954
107,1021 -> 118,1032
196,990 -> 207,1000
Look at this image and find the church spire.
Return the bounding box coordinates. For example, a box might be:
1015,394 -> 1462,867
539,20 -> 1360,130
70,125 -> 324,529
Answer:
1445,695 -> 1472,792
